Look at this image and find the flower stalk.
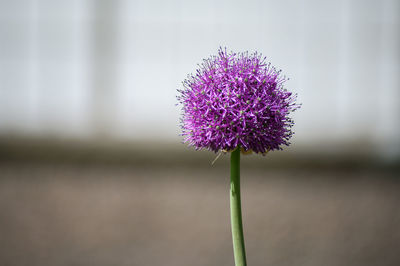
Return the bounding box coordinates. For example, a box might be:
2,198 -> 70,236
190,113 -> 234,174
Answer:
230,147 -> 247,266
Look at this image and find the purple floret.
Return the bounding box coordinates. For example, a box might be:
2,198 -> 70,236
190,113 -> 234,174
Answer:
177,48 -> 300,154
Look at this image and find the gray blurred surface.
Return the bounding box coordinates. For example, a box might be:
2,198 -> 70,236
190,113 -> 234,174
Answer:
0,162 -> 399,266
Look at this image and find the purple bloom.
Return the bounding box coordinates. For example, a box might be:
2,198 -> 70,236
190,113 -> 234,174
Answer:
177,48 -> 300,154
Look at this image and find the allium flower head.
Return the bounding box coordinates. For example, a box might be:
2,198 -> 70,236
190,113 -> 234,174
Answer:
177,48 -> 300,154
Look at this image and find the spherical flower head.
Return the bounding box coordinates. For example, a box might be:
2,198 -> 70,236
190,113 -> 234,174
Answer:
177,48 -> 301,154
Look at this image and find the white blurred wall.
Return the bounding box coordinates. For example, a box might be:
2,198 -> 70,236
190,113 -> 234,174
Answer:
0,0 -> 399,156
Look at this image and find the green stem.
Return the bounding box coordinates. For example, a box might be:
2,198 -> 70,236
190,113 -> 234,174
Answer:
230,147 -> 247,266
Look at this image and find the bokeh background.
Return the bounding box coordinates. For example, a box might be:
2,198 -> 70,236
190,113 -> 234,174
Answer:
0,0 -> 399,265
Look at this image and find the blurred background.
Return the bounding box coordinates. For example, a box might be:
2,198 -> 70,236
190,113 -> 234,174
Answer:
0,0 -> 399,265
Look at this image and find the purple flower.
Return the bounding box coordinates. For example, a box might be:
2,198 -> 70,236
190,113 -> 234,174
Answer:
177,48 -> 300,154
